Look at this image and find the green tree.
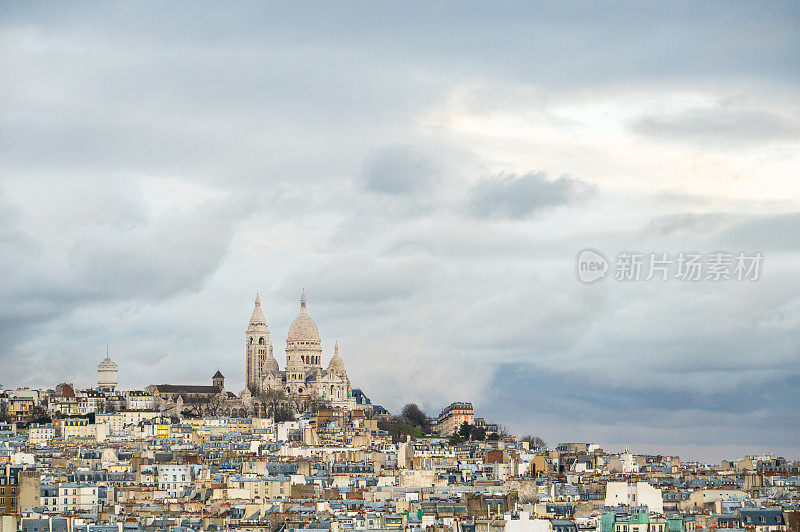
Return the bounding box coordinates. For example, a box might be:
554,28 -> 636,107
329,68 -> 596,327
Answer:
26,406 -> 51,426
400,403 -> 428,430
449,433 -> 465,445
469,425 -> 486,441
458,421 -> 471,439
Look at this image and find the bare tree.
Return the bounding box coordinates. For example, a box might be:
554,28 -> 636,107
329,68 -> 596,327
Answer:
521,434 -> 547,450
260,389 -> 295,421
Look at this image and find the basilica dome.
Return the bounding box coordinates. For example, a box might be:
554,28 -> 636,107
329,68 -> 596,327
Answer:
327,341 -> 346,376
287,292 -> 320,342
263,354 -> 280,373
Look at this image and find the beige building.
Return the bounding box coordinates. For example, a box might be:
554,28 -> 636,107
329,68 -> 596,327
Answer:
61,418 -> 94,440
435,402 -> 475,435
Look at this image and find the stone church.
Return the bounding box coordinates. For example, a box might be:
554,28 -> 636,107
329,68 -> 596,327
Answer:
245,292 -> 355,410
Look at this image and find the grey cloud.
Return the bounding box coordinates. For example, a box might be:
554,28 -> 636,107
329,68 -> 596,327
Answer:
714,212 -> 800,252
0,188 -> 246,370
69,199 -> 245,300
467,172 -> 597,219
484,362 -> 800,460
360,144 -> 441,195
632,106 -> 800,149
643,211 -> 800,252
644,212 -> 739,238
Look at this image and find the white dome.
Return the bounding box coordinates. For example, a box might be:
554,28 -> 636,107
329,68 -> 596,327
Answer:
287,292 -> 320,342
327,341 -> 346,376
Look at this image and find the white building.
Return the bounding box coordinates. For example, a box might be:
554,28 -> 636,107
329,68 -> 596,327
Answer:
56,484 -> 100,513
95,410 -> 159,435
28,424 -> 55,446
605,481 -> 663,513
97,356 -> 118,392
124,390 -> 154,410
157,464 -> 191,497
607,449 -> 640,473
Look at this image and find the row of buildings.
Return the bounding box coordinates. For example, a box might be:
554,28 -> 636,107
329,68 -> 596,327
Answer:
0,411 -> 798,532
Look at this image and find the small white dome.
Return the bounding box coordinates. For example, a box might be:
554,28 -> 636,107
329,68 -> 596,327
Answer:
327,341 -> 346,376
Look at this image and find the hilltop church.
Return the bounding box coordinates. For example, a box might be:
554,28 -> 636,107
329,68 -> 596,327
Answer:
244,292 -> 355,410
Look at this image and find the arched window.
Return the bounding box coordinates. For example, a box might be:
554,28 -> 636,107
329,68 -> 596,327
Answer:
249,337 -> 253,345
259,337 -> 265,345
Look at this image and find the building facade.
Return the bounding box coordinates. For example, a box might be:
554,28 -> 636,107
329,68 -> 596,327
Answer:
436,402 -> 475,435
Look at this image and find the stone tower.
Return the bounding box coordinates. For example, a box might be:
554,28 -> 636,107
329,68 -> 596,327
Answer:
97,352 -> 118,392
245,294 -> 273,393
212,370 -> 225,390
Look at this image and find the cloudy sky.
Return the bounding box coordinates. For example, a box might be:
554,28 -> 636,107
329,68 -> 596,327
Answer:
1,2 -> 799,462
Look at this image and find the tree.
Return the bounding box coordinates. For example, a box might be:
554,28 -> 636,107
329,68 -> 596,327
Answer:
521,435 -> 547,450
260,389 -> 293,422
0,401 -> 10,423
449,433 -> 466,445
26,406 -> 52,426
305,396 -> 330,415
400,403 -> 429,431
458,421 -> 471,439
273,405 -> 295,422
401,403 -> 425,425
469,425 -> 486,441
495,425 -> 512,439
378,417 -> 425,443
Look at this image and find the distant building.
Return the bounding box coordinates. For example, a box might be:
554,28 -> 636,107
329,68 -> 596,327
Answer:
97,355 -> 118,392
149,373 -> 225,402
28,423 -> 55,445
605,481 -> 664,513
436,402 -> 475,435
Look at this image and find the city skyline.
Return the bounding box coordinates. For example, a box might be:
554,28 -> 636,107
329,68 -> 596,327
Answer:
1,1 -> 799,463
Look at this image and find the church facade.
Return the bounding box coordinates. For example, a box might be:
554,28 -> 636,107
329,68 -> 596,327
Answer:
245,292 -> 355,410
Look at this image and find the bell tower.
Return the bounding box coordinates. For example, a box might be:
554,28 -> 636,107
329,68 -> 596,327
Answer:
246,294 -> 273,393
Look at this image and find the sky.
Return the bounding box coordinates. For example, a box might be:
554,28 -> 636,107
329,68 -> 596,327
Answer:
1,1 -> 799,463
